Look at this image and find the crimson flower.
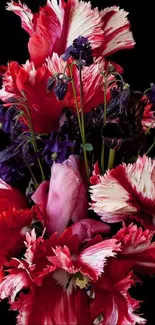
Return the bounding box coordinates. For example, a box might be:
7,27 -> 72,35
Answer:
0,61 -> 62,133
0,206 -> 36,281
90,155 -> 155,229
114,222 -> 155,275
0,220 -> 126,325
0,177 -> 28,214
6,1 -> 135,67
32,155 -> 88,235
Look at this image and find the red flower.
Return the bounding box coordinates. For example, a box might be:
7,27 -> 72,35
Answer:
0,178 -> 28,214
114,222 -> 155,274
0,206 -> 36,281
0,224 -> 120,324
0,61 -> 62,133
90,263 -> 145,325
90,155 -> 155,229
6,1 -> 135,67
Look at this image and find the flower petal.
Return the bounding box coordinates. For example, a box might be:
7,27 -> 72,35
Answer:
77,238 -> 121,281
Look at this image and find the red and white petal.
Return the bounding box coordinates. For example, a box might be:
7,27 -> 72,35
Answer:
90,271 -> 146,325
66,0 -> 104,50
0,270 -> 31,303
114,223 -> 155,274
77,239 -> 121,282
90,156 -> 155,227
12,276 -> 89,325
99,6 -> 135,57
6,1 -> 34,35
90,165 -> 136,223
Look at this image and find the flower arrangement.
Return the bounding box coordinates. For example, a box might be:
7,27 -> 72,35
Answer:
0,1 -> 155,324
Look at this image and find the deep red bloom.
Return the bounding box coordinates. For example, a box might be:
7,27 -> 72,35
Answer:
0,178 -> 28,214
0,224 -> 120,324
0,206 -> 37,281
0,61 -> 62,133
114,222 -> 155,274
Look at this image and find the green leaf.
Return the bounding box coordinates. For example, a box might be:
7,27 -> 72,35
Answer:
81,143 -> 93,151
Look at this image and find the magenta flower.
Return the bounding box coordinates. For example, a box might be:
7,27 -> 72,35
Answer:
90,155 -> 155,229
32,155 -> 88,235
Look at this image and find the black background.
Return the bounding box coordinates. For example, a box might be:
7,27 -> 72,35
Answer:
0,0 -> 155,324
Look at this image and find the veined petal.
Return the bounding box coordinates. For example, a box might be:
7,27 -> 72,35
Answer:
77,238 -> 121,281
6,1 -> 35,35
114,223 -> 155,274
90,155 -> 155,228
99,6 -> 135,57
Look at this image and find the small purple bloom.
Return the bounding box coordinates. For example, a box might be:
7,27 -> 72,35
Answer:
62,35 -> 93,67
0,105 -> 21,135
146,83 -> 155,104
47,76 -> 56,92
42,132 -> 75,165
53,79 -> 67,100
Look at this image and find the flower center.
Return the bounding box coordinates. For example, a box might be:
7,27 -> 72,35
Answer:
75,272 -> 90,289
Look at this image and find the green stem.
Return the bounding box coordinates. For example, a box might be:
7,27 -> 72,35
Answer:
144,87 -> 151,94
146,140 -> 155,155
145,120 -> 155,135
79,66 -> 89,181
108,149 -> 115,170
24,160 -> 39,189
100,83 -> 107,174
69,64 -> 89,181
16,100 -> 46,181
69,66 -> 83,135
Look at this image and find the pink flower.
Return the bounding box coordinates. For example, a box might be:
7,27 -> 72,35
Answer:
90,155 -> 155,229
0,223 -> 120,325
32,155 -> 88,235
6,1 -> 135,67
0,178 -> 28,214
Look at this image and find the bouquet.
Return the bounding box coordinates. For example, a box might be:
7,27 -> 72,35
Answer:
0,1 -> 155,324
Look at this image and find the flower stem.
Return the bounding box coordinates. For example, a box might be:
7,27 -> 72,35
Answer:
16,100 -> 46,182
100,82 -> 107,174
79,66 -> 89,181
108,148 -> 115,170
146,140 -> 155,155
69,64 -> 89,181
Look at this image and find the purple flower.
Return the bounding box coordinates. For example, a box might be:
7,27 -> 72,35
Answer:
0,162 -> 25,184
0,105 -> 21,137
42,132 -> 75,165
53,79 -> 67,100
146,83 -> 155,104
62,36 -> 93,67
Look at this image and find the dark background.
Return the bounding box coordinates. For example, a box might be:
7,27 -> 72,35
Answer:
0,0 -> 155,324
